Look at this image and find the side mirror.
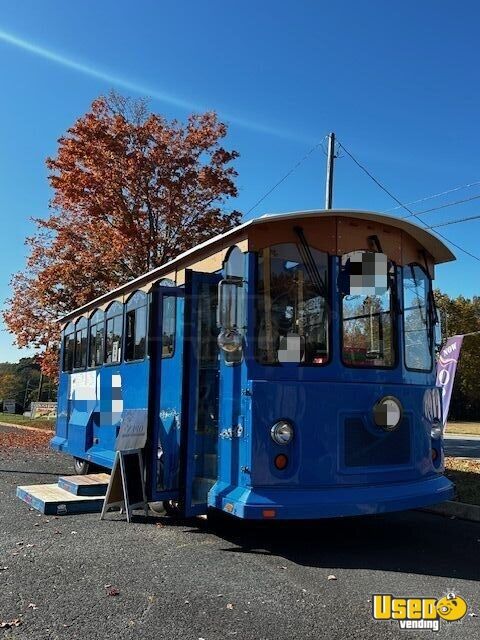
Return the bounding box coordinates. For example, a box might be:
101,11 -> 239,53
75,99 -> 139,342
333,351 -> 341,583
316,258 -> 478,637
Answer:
217,278 -> 243,356
218,278 -> 242,330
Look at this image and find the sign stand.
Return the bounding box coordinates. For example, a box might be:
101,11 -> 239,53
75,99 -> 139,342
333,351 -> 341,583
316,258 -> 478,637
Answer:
101,450 -> 149,522
101,409 -> 149,523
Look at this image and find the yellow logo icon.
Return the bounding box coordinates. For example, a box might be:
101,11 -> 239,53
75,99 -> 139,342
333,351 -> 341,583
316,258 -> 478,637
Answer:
436,595 -> 468,621
372,593 -> 468,631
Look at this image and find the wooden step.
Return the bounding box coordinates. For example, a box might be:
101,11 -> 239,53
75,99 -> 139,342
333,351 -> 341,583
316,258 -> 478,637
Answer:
16,484 -> 105,515
57,473 -> 110,496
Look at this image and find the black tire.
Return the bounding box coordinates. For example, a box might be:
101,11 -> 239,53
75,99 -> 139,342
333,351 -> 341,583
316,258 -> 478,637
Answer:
162,500 -> 182,518
149,502 -> 165,514
73,457 -> 90,475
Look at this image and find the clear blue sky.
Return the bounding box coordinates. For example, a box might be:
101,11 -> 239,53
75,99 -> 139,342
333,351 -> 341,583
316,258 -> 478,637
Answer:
1,1 -> 479,361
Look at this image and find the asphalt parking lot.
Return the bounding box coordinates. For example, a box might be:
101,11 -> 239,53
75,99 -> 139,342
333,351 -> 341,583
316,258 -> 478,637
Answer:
1,425 -> 479,640
445,434 -> 480,459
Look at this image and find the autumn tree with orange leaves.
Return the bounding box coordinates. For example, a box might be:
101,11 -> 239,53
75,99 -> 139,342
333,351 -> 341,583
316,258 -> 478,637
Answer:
4,93 -> 241,377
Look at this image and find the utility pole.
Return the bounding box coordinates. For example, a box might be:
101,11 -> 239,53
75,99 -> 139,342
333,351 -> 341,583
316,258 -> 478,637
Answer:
23,377 -> 31,410
37,371 -> 44,402
325,132 -> 335,210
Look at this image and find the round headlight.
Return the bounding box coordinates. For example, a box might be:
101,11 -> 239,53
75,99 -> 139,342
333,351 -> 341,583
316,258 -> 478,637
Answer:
373,396 -> 402,431
217,328 -> 242,353
270,420 -> 294,445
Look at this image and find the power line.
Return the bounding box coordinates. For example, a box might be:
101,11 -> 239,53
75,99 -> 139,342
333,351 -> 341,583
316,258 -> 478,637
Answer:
431,214 -> 480,229
337,141 -> 411,215
401,192 -> 480,219
337,140 -> 480,262
245,137 -> 326,216
383,179 -> 480,213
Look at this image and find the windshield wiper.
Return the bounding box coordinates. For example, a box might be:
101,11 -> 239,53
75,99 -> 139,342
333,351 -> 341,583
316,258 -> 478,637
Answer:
293,226 -> 327,299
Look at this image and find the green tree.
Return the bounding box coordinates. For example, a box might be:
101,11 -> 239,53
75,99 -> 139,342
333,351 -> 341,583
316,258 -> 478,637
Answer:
0,358 -> 50,410
435,292 -> 480,420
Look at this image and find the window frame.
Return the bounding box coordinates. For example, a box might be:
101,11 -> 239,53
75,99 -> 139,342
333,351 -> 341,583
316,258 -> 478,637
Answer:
73,317 -> 88,371
254,242 -> 331,367
402,262 -> 434,373
62,322 -> 75,373
124,290 -> 148,363
339,254 -> 398,370
161,294 -> 177,360
87,309 -> 105,370
104,301 -> 124,366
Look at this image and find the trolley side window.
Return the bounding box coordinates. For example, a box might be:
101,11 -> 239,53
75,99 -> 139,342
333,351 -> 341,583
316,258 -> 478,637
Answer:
256,243 -> 329,365
341,252 -> 395,368
73,317 -> 88,370
88,309 -> 105,368
62,322 -> 75,372
161,296 -> 176,359
403,264 -> 432,371
105,301 -> 124,364
125,291 -> 148,362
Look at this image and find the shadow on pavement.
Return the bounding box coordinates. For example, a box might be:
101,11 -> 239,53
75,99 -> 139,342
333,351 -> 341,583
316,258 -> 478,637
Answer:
0,467 -> 60,477
194,509 -> 480,582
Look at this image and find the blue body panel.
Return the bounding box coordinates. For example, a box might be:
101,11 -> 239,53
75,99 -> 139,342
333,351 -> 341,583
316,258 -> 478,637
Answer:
149,289 -> 185,501
52,361 -> 149,470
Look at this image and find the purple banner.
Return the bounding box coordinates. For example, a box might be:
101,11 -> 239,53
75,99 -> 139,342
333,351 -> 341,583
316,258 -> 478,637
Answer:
436,335 -> 464,426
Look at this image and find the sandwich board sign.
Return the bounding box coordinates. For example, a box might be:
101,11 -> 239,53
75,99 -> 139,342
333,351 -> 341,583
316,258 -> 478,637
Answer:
101,409 -> 149,522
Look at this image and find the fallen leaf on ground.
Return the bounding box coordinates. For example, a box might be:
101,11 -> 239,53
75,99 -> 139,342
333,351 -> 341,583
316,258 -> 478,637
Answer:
106,587 -> 120,597
1,430 -> 51,451
0,619 -> 22,629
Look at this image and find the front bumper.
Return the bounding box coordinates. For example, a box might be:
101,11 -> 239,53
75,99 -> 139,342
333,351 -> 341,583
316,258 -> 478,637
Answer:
208,475 -> 454,520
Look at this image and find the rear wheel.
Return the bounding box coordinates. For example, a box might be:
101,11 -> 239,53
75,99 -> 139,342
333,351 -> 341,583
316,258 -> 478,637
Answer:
73,457 -> 90,475
163,500 -> 182,518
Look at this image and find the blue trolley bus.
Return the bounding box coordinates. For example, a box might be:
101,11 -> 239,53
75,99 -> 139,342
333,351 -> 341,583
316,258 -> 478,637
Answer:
52,210 -> 455,519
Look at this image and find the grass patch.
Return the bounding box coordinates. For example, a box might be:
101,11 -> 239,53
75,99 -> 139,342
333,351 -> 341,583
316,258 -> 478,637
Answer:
446,422 -> 480,436
0,413 -> 54,431
445,457 -> 480,506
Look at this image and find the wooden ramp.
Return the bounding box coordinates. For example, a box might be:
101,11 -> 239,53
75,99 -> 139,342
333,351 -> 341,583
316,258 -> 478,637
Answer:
16,473 -> 110,515
58,473 -> 110,496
